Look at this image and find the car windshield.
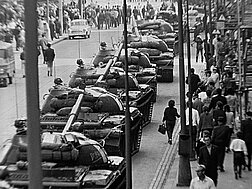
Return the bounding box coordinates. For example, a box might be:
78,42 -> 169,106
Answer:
71,20 -> 87,26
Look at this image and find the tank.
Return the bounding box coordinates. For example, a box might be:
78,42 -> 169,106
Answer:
0,129 -> 126,188
40,86 -> 143,156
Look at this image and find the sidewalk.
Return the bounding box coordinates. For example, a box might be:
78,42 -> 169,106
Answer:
162,48 -> 252,188
163,144 -> 252,189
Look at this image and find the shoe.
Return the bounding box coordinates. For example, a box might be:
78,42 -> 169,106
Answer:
248,167 -> 251,171
168,139 -> 172,145
47,71 -> 49,76
235,172 -> 238,179
239,174 -> 242,178
220,168 -> 225,172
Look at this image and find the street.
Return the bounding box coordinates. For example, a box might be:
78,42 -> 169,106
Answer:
0,27 -> 187,188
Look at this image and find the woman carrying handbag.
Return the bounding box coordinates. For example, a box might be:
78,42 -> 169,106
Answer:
162,100 -> 180,144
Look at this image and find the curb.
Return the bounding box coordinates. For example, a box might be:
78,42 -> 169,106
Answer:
51,36 -> 68,46
148,121 -> 180,189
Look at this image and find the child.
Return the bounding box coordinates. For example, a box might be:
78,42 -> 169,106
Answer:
162,100 -> 180,144
229,131 -> 248,179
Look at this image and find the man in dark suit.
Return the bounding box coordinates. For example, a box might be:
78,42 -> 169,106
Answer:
209,88 -> 227,110
186,68 -> 201,96
199,135 -> 219,186
211,116 -> 229,172
241,112 -> 252,171
44,43 -> 55,76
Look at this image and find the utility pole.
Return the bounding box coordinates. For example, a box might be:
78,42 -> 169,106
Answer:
209,0 -> 213,56
47,0 -> 50,22
204,0 -> 209,69
59,0 -> 63,36
186,0 -> 195,161
237,0 -> 242,121
123,1 -> 132,189
177,0 -> 192,186
24,0 -> 43,188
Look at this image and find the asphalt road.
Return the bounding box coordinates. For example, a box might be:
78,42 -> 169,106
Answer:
0,28 -> 198,188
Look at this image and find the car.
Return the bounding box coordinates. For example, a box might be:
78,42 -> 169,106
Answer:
68,19 -> 91,39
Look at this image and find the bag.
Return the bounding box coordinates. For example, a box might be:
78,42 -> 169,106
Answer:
158,124 -> 166,135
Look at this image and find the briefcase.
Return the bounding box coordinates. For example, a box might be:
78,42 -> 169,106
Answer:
158,124 -> 166,135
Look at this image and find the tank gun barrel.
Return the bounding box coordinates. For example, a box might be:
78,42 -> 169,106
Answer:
62,93 -> 84,134
96,43 -> 123,84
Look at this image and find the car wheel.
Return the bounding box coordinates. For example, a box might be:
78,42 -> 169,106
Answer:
69,36 -> 72,40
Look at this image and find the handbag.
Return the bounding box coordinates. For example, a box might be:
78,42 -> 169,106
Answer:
158,124 -> 166,135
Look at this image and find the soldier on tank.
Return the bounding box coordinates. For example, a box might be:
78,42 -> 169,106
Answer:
49,78 -> 68,92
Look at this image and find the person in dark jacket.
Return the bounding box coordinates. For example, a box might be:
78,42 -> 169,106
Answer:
209,88 -> 227,110
212,101 -> 226,126
162,100 -> 180,144
198,106 -> 214,136
44,43 -> 55,76
49,19 -> 55,41
199,135 -> 219,186
241,112 -> 252,171
211,116 -> 230,172
186,68 -> 201,96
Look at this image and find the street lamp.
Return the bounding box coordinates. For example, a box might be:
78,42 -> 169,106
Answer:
177,0 -> 192,186
208,0 -> 213,56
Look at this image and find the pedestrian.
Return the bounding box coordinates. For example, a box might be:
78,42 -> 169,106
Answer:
49,19 -> 56,41
198,135 -> 219,186
141,6 -> 146,20
198,106 -> 214,136
210,67 -> 220,89
202,90 -> 212,108
127,5 -> 132,24
20,49 -> 25,78
194,35 -> 204,63
44,43 -> 55,77
230,131 -> 248,179
212,101 -> 226,126
209,88 -> 227,111
186,101 -> 200,159
133,6 -> 139,20
225,88 -> 237,118
224,104 -> 235,152
189,164 -> 216,189
13,25 -> 21,51
98,10 -> 105,29
196,130 -> 211,158
39,33 -> 48,64
54,17 -> 61,39
211,116 -> 230,172
186,68 -> 201,96
162,100 -> 180,145
193,93 -> 204,115
241,111 -> 252,171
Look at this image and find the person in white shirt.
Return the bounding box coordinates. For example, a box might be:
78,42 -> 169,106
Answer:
210,67 -> 220,89
230,131 -> 248,179
190,164 -> 216,189
186,101 -> 200,158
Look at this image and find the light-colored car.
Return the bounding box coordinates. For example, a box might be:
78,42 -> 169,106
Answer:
68,19 -> 91,39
